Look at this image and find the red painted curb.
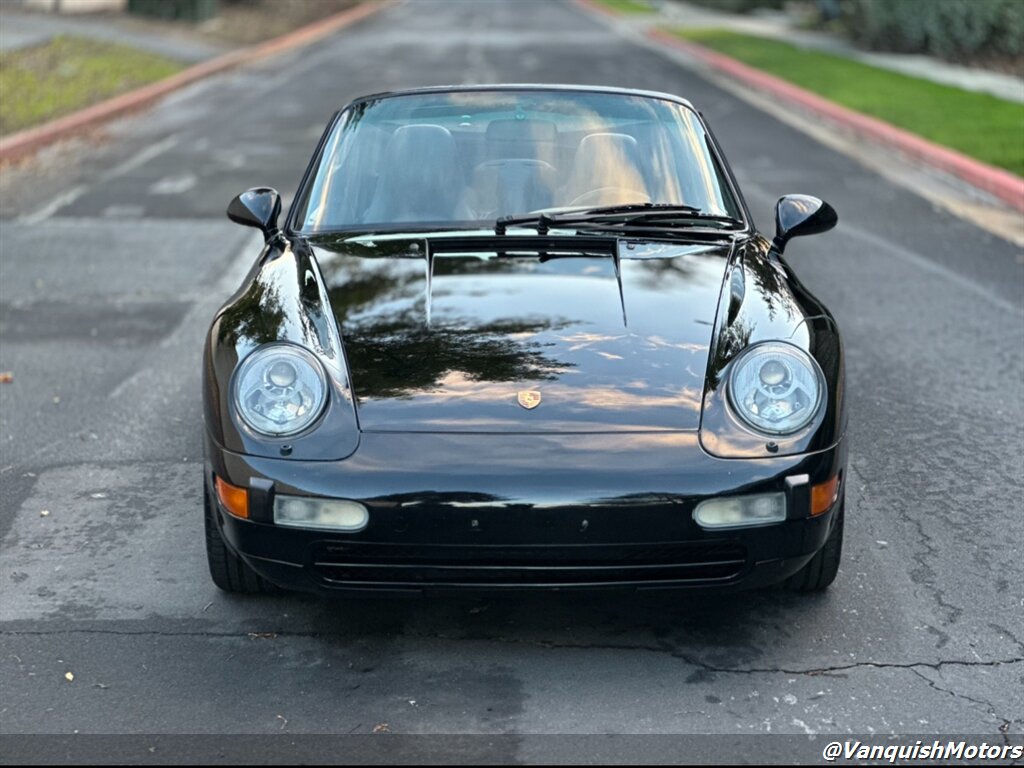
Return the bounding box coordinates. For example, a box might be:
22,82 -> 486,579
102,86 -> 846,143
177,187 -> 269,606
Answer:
575,0 -> 623,19
648,29 -> 1024,213
0,1 -> 387,163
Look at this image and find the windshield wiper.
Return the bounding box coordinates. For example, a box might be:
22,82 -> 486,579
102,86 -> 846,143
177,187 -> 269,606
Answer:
495,203 -> 743,235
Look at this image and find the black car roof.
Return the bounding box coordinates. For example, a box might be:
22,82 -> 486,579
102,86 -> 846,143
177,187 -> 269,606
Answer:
344,84 -> 698,112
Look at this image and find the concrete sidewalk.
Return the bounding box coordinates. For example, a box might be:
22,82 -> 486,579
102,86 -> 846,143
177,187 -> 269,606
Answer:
0,6 -> 227,62
656,0 -> 1024,104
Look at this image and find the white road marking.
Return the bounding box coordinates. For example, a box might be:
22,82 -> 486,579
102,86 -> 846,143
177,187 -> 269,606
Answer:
102,204 -> 146,218
16,135 -> 180,224
149,173 -> 197,195
98,134 -> 180,182
17,184 -> 89,226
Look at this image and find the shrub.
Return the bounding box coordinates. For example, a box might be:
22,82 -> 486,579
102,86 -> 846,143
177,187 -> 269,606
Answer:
844,0 -> 1024,60
679,0 -> 786,14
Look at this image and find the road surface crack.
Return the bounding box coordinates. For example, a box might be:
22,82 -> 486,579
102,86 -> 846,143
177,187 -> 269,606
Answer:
8,626 -> 1020,679
909,666 -> 1017,745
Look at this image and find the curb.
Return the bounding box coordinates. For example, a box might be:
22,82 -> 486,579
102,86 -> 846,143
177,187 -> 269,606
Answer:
575,0 -> 623,19
0,1 -> 388,164
648,30 -> 1024,213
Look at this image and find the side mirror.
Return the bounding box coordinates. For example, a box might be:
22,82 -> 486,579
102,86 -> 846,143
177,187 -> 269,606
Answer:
772,194 -> 837,253
227,187 -> 282,241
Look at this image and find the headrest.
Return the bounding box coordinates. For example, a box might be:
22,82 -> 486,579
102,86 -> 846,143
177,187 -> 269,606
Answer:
386,123 -> 457,159
485,119 -> 558,144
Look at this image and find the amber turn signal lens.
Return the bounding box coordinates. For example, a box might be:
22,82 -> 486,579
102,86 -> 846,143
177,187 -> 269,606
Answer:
215,476 -> 249,519
810,475 -> 840,517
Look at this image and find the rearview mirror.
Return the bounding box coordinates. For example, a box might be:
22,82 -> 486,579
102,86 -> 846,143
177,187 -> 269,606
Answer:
773,195 -> 837,253
227,187 -> 282,241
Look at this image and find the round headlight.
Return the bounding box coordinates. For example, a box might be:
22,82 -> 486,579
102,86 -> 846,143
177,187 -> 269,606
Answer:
727,342 -> 823,435
233,344 -> 328,437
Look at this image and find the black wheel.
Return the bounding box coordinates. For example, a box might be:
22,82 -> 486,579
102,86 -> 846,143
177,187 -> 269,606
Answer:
785,495 -> 844,593
204,480 -> 280,594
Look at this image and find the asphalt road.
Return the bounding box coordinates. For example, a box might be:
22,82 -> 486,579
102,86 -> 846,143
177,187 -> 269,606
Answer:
1,0 -> 1022,759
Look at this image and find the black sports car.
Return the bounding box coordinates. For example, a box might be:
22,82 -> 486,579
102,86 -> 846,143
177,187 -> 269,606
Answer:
203,85 -> 845,596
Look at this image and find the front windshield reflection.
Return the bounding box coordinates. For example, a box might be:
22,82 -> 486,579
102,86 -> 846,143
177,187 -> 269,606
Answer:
297,90 -> 740,231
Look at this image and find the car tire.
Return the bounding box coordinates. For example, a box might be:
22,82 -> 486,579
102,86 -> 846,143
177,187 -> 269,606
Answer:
785,495 -> 844,593
204,480 -> 280,594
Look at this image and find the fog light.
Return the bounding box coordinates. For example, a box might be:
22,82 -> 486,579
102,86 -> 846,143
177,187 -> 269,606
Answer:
693,492 -> 786,529
274,496 -> 369,532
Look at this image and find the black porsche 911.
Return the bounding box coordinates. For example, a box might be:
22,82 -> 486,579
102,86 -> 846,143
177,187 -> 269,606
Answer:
203,85 -> 845,596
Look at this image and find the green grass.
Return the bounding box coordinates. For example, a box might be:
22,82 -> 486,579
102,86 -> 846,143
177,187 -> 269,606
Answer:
0,35 -> 182,136
594,0 -> 655,14
672,28 -> 1024,177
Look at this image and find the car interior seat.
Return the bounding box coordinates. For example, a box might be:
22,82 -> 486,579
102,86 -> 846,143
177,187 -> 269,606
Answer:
363,124 -> 471,223
560,132 -> 652,208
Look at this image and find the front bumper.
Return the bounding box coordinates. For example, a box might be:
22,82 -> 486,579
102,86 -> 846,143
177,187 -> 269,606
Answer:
206,431 -> 846,594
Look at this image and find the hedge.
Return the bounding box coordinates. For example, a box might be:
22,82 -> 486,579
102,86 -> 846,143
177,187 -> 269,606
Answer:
676,0 -> 785,14
844,0 -> 1024,59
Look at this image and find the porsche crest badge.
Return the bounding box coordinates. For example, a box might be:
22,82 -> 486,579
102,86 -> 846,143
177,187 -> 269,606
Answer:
517,390 -> 542,410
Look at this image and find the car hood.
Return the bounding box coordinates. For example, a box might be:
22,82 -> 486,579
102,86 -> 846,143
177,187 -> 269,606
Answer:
309,236 -> 733,433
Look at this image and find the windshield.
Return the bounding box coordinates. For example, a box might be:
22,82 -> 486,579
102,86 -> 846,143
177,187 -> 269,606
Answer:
296,89 -> 742,232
